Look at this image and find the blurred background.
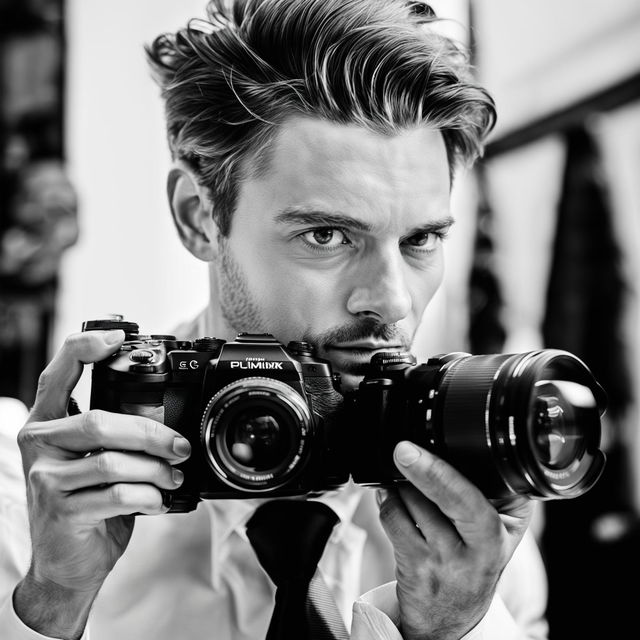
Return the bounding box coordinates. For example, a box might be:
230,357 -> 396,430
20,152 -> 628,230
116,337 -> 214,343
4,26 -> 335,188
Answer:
1,0 -> 639,637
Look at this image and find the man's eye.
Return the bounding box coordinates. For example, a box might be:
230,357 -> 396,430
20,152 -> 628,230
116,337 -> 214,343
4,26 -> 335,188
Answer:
301,228 -> 349,247
403,232 -> 442,250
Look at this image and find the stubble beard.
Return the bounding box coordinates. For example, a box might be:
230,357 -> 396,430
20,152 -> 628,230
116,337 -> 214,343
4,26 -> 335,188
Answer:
217,237 -> 266,335
217,238 -> 414,380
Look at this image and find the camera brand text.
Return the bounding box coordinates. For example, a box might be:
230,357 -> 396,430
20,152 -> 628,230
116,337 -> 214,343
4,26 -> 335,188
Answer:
230,361 -> 284,370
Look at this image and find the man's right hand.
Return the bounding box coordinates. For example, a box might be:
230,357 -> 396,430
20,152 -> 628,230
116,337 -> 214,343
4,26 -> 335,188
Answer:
13,329 -> 191,639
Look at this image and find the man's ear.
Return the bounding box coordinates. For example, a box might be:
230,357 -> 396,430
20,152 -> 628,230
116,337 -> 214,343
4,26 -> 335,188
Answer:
167,161 -> 219,261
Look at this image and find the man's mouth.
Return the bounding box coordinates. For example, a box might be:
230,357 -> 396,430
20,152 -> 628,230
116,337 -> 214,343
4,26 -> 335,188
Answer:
316,340 -> 409,386
324,342 -> 405,360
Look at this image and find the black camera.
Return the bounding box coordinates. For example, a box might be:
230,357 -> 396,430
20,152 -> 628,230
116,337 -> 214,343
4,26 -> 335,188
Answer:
83,317 -> 606,512
84,318 -> 347,513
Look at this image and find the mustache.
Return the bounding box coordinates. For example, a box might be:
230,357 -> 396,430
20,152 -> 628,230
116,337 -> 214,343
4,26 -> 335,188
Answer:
306,319 -> 412,351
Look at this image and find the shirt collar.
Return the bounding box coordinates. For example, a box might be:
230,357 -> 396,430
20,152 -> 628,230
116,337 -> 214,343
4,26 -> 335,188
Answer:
202,480 -> 366,548
202,484 -> 366,590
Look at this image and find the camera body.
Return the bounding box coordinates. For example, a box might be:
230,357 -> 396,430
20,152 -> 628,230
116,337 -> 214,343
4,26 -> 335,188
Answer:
85,317 -> 607,511
85,319 -> 348,512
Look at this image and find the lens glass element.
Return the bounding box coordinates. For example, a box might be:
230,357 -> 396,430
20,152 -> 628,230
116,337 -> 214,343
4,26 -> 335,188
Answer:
531,380 -> 594,469
224,404 -> 292,473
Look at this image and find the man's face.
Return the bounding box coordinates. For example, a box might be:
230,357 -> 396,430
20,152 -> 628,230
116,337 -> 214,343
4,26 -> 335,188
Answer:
215,116 -> 452,389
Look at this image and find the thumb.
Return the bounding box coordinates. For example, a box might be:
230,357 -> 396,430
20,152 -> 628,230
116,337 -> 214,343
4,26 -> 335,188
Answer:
30,329 -> 124,421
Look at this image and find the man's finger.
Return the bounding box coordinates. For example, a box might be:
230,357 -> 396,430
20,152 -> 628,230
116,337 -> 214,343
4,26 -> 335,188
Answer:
40,451 -> 185,493
377,488 -> 425,552
393,441 -> 500,547
30,330 -> 125,421
63,483 -> 169,520
20,410 -> 192,463
396,483 -> 461,551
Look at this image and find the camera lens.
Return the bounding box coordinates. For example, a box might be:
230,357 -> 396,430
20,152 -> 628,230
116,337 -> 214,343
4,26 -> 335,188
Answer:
201,378 -> 313,492
430,350 -> 606,499
225,407 -> 292,471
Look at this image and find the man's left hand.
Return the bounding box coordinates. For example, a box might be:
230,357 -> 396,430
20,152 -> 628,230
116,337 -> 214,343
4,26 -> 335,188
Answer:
378,440 -> 533,640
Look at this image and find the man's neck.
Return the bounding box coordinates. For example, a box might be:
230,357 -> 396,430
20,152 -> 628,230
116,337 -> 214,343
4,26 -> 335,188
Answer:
173,263 -> 239,341
172,303 -> 233,342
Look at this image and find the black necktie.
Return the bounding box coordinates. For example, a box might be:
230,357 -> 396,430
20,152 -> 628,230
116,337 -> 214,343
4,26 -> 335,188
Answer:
246,499 -> 349,640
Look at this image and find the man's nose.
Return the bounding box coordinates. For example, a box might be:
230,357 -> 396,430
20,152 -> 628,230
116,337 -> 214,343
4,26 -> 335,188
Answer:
346,249 -> 412,324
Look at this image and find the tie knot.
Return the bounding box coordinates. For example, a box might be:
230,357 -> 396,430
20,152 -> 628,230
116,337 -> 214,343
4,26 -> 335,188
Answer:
246,499 -> 340,585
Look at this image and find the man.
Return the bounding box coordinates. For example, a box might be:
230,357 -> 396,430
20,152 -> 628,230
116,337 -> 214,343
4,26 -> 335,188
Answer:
0,1 -> 549,638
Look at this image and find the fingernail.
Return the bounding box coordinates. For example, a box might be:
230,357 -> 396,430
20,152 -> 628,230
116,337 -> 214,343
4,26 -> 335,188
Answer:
395,441 -> 421,467
173,437 -> 191,458
104,329 -> 125,345
172,468 -> 184,485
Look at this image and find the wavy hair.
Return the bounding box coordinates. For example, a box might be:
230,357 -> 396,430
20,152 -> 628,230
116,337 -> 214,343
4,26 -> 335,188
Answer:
146,0 -> 496,234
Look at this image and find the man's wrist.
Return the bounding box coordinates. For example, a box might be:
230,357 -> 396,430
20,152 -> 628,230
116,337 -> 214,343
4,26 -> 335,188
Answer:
13,571 -> 98,640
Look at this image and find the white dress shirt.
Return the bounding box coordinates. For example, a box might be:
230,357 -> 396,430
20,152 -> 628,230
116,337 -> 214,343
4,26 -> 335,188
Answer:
0,375 -> 549,640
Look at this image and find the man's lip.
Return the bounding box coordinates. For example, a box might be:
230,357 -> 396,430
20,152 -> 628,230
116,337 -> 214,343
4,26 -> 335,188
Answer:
326,343 -> 403,351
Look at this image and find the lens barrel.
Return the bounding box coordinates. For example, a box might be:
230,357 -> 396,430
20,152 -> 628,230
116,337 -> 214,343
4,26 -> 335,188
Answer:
432,349 -> 606,499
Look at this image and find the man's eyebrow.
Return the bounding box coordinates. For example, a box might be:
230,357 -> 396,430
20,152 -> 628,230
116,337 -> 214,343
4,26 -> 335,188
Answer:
274,207 -> 372,231
406,215 -> 456,237
274,207 -> 455,234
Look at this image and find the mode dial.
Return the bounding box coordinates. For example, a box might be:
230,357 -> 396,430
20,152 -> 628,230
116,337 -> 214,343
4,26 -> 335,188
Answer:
194,337 -> 226,352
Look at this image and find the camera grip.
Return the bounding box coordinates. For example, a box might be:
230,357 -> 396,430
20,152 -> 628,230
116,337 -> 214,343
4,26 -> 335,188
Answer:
304,376 -> 344,421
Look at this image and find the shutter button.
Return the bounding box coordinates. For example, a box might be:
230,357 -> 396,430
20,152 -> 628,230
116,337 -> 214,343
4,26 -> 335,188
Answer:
130,349 -> 155,364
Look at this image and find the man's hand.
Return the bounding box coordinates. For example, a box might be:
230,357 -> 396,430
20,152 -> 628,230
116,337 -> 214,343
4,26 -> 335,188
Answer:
378,441 -> 533,640
13,329 -> 191,639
